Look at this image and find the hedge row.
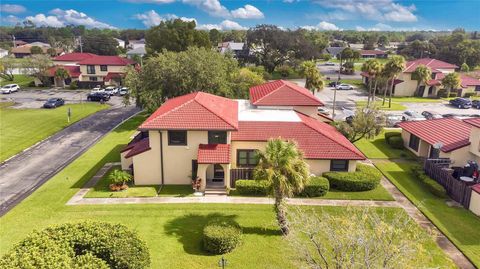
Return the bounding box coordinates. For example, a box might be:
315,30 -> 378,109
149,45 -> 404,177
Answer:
385,132 -> 404,149
297,176 -> 329,197
323,164 -> 381,191
410,165 -> 447,198
203,220 -> 243,254
0,221 -> 150,269
235,176 -> 329,197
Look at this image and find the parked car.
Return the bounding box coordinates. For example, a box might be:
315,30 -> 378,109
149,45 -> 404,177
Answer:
43,98 -> 65,108
449,98 -> 472,109
324,62 -> 335,66
402,110 -> 425,121
104,86 -> 118,96
87,92 -> 110,102
335,83 -> 354,90
472,100 -> 480,109
0,84 -> 20,94
119,87 -> 128,96
421,110 -> 443,120
328,81 -> 340,87
317,107 -> 330,116
386,114 -> 403,127
91,85 -> 104,93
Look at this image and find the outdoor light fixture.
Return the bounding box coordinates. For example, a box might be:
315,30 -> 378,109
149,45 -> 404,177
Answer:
218,256 -> 228,269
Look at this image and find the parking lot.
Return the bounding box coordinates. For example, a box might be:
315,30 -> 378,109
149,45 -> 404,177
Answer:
0,89 -> 125,109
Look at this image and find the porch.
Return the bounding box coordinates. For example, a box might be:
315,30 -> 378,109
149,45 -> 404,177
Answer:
196,144 -> 231,192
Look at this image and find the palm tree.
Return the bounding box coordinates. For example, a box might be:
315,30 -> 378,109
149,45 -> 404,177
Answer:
384,55 -> 406,108
301,61 -> 324,94
254,138 -> 309,236
54,67 -> 70,88
361,59 -> 382,107
412,65 -> 432,97
441,72 -> 461,98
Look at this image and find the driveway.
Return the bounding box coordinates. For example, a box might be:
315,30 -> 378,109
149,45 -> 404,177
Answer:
0,104 -> 141,216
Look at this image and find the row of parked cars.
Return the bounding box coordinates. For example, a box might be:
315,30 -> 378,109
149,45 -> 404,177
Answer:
449,97 -> 480,109
87,86 -> 129,102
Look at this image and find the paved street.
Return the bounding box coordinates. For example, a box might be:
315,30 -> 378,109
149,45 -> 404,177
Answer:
0,104 -> 141,216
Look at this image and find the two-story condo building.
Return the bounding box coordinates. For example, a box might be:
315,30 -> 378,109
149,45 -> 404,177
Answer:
120,80 -> 365,191
361,58 -> 480,97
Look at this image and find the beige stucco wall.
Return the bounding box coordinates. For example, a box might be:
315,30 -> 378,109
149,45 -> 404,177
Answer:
469,127 -> 480,158
293,106 -> 318,117
393,73 -> 418,96
230,141 -> 266,168
132,131 -> 161,185
402,130 -> 430,157
305,159 -> 357,175
439,146 -> 471,167
462,86 -> 480,97
469,191 -> 480,216
79,65 -> 127,82
120,152 -> 132,170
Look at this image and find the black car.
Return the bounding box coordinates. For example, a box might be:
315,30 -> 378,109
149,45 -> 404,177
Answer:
43,98 -> 65,108
472,100 -> 480,109
87,92 -> 110,102
421,110 -> 442,120
449,98 -> 472,109
328,81 -> 341,87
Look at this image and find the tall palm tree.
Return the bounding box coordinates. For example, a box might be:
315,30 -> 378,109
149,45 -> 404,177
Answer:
54,67 -> 70,88
412,65 -> 432,97
384,55 -> 406,108
361,59 -> 382,107
441,72 -> 461,98
254,138 -> 309,236
301,61 -> 324,94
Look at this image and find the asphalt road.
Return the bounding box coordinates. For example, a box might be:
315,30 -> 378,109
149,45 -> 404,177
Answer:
0,105 -> 141,216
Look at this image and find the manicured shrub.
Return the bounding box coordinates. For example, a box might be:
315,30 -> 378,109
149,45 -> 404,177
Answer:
384,131 -> 401,141
0,221 -> 151,269
298,176 -> 329,197
203,220 -> 243,254
448,92 -> 458,98
235,180 -> 270,196
463,92 -> 475,98
69,80 -> 78,90
410,165 -> 447,198
276,65 -> 293,78
387,136 -> 404,149
437,89 -> 448,98
323,164 -> 381,191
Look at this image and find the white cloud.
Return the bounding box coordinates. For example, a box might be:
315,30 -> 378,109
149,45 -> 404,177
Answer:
0,4 -> 26,14
49,9 -> 115,29
25,14 -> 64,27
231,4 -> 264,19
197,19 -> 246,30
1,15 -> 20,25
314,0 -> 417,22
302,21 -> 341,31
134,10 -> 196,27
182,0 -> 230,18
355,26 -> 366,31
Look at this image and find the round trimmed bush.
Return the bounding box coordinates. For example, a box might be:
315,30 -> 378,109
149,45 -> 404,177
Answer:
384,131 -> 401,141
298,176 -> 330,197
323,164 -> 381,191
235,180 -> 270,196
203,220 -> 243,254
0,221 -> 151,269
387,135 -> 404,149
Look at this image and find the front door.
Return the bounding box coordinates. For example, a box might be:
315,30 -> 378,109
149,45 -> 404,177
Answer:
213,164 -> 224,182
429,146 -> 440,159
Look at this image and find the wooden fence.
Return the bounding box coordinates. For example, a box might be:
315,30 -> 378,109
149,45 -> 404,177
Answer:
230,168 -> 254,188
424,158 -> 472,208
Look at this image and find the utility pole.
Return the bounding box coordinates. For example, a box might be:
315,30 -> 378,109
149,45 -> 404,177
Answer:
332,53 -> 341,119
12,35 -> 16,48
78,36 -> 83,53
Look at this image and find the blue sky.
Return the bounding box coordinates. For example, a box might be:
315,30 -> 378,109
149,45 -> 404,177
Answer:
0,0 -> 479,31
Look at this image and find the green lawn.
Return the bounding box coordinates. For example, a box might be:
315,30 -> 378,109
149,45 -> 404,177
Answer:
0,114 -> 455,268
158,185 -> 194,197
84,166 -> 160,198
0,74 -> 34,87
0,103 -> 107,162
390,96 -> 442,103
322,185 -> 394,201
356,100 -> 407,111
354,129 -> 414,159
375,161 -> 480,267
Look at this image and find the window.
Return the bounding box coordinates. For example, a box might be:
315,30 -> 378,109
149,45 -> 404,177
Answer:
168,130 -> 187,145
475,85 -> 480,92
237,150 -> 258,167
100,65 -> 108,71
330,160 -> 349,171
208,131 -> 227,144
409,134 -> 420,151
86,65 -> 95,74
429,146 -> 440,158
89,76 -> 97,81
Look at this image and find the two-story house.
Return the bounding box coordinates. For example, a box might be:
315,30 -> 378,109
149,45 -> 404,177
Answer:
361,58 -> 480,97
120,80 -> 365,191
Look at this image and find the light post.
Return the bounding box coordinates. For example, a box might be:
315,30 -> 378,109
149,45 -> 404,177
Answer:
332,53 -> 341,119
218,256 -> 228,269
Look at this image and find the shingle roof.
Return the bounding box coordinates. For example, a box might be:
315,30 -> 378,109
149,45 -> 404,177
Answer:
404,58 -> 458,73
464,118 -> 480,129
78,56 -> 135,66
47,65 -> 81,78
397,118 -> 471,152
197,144 -> 230,164
139,92 -> 239,130
249,80 -> 324,106
54,53 -> 96,62
231,112 -> 365,160
124,138 -> 151,158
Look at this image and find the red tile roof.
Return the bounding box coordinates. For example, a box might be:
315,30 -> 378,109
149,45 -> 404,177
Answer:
197,144 -> 230,164
47,65 -> 81,78
397,118 -> 472,152
360,50 -> 387,55
249,80 -> 324,106
124,138 -> 151,158
231,112 -> 365,160
404,58 -> 458,73
78,55 -> 135,66
139,92 -> 238,130
54,53 -> 96,62
472,184 -> 480,194
433,73 -> 480,87
464,118 -> 480,129
104,72 -> 125,81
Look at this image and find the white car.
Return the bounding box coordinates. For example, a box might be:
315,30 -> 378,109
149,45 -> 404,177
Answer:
1,84 -> 20,94
335,83 -> 354,90
104,86 -> 118,96
402,110 -> 425,121
119,87 -> 128,96
91,85 -> 104,93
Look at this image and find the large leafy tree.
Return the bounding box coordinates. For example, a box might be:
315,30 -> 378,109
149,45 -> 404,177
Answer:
145,19 -> 211,54
361,59 -> 383,106
412,65 -> 432,97
335,107 -> 385,143
231,68 -> 265,99
0,56 -> 18,81
21,55 -> 53,86
383,55 -> 405,108
125,47 -> 245,111
300,61 -> 324,94
441,72 -> 461,97
254,139 -> 309,236
79,31 -> 118,55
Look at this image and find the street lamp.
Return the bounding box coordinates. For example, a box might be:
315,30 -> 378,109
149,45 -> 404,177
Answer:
332,53 -> 342,119
218,256 -> 228,269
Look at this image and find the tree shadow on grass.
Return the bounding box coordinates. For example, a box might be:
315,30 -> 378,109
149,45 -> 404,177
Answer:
164,213 -> 281,256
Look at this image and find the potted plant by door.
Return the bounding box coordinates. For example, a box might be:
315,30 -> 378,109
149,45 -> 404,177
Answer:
109,169 -> 133,191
